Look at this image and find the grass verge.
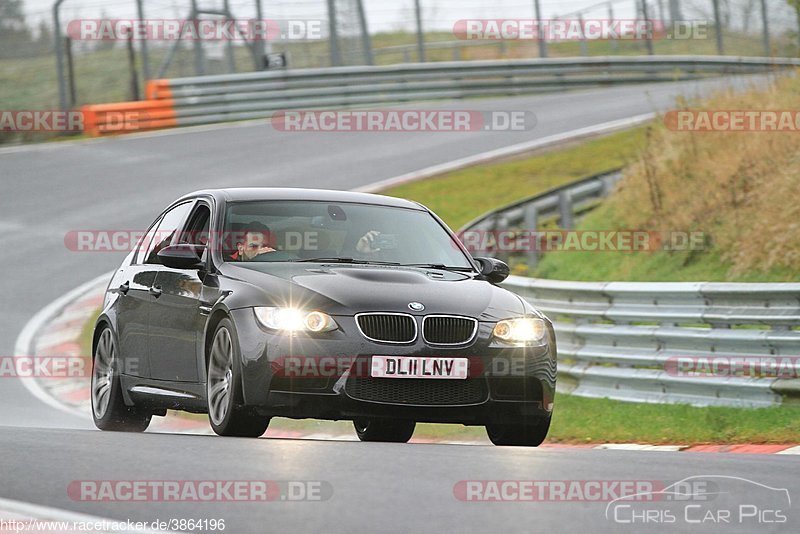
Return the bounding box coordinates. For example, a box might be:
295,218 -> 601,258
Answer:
534,74 -> 800,282
381,128 -> 646,231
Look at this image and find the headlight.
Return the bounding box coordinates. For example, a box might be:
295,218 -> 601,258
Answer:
254,307 -> 338,333
492,317 -> 546,344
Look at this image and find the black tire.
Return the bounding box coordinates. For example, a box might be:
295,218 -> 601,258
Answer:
353,418 -> 416,443
91,327 -> 151,432
207,318 -> 271,437
486,415 -> 551,447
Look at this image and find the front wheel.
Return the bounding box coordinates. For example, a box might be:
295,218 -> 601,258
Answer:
486,415 -> 551,447
353,418 -> 415,443
207,318 -> 271,437
91,327 -> 151,432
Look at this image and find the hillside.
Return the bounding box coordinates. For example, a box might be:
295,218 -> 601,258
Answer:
535,73 -> 800,282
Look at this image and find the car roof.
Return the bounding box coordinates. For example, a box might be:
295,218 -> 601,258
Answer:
178,188 -> 425,210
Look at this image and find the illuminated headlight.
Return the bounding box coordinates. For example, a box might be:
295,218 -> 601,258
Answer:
254,307 -> 338,333
492,317 -> 546,344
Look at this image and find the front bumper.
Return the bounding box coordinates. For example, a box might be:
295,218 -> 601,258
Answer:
230,309 -> 556,426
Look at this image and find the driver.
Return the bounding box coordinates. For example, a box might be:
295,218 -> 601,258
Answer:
230,222 -> 276,261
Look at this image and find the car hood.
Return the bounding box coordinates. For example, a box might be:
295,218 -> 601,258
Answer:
220,263 -> 525,320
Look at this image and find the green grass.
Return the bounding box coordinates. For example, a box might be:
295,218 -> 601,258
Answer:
382,128 -> 646,230
203,394 -> 800,445
549,395 -> 800,444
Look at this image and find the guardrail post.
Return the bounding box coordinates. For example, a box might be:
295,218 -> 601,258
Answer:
608,3 -> 618,53
487,215 -> 500,258
190,1 -> 206,75
414,0 -> 426,62
496,215 -> 510,263
223,0 -> 236,73
534,0 -> 547,58
524,204 -> 540,269
64,37 -> 76,108
254,0 -> 266,69
53,0 -> 68,112
355,0 -> 374,65
125,30 -> 140,100
578,14 -> 588,56
327,0 -> 342,66
711,0 -> 725,55
558,191 -> 575,229
136,0 -> 151,80
640,0 -> 654,55
759,0 -> 770,56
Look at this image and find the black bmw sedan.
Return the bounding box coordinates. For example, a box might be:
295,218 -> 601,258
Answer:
91,188 -> 557,446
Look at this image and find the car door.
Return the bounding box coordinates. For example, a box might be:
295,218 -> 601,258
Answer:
148,201 -> 211,383
114,216 -> 165,379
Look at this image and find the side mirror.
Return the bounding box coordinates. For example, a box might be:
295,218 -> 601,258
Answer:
158,244 -> 205,270
474,257 -> 510,284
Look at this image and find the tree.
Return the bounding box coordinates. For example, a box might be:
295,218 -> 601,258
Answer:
35,19 -> 53,55
0,0 -> 36,58
789,0 -> 800,54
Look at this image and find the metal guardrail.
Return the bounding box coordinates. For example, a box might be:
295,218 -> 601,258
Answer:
459,171 -> 800,407
458,169 -> 623,269
82,55 -> 800,134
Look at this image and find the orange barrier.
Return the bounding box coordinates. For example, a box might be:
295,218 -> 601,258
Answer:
144,79 -> 173,100
81,80 -> 175,136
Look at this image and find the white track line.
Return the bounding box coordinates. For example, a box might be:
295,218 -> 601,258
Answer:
0,496 -> 176,533
13,271 -> 113,420
594,443 -> 686,452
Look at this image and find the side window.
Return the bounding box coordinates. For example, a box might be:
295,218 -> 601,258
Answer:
134,216 -> 163,265
144,202 -> 193,265
178,204 -> 211,245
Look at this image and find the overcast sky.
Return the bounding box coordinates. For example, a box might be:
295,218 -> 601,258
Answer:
21,0 -> 644,31
20,0 -> 794,34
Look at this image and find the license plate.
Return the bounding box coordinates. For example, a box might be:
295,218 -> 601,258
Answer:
370,356 -> 468,380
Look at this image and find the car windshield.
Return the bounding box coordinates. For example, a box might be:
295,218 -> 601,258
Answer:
221,200 -> 474,269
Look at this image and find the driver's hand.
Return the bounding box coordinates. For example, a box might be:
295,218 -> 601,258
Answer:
253,246 -> 276,256
356,230 -> 380,253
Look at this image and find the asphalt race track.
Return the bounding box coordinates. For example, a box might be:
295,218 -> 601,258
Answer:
1,76 -> 797,533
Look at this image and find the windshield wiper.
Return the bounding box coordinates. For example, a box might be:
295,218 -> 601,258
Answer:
295,257 -> 400,265
400,263 -> 475,272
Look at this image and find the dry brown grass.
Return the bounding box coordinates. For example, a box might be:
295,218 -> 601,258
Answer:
603,72 -> 800,276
